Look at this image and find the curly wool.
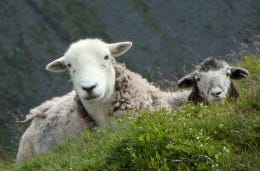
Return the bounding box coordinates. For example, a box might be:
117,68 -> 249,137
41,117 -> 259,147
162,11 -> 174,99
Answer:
112,62 -> 191,111
112,62 -> 172,112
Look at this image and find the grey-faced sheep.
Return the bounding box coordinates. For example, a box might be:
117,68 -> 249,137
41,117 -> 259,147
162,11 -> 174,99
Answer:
177,57 -> 249,103
16,39 -> 190,162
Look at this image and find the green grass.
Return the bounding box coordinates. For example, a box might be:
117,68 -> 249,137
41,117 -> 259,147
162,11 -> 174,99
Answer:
1,56 -> 260,170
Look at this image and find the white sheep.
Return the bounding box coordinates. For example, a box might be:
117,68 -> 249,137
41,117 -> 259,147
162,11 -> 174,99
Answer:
177,57 -> 249,102
16,39 -> 190,162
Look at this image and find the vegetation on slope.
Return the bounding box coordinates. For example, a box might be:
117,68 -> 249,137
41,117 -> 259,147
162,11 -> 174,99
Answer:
1,56 -> 260,170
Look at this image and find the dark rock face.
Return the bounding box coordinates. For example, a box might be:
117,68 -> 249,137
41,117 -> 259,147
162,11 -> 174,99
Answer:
0,0 -> 259,153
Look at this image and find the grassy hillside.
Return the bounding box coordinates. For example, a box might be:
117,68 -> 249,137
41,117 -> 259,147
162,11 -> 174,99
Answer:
1,56 -> 260,170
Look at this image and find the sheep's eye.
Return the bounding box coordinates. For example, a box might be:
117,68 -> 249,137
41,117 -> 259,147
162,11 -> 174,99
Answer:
226,73 -> 230,77
197,77 -> 200,81
104,55 -> 109,60
67,64 -> 71,68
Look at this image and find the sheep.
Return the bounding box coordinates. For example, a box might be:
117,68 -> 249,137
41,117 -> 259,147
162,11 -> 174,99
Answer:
16,38 -> 190,162
16,91 -> 95,163
177,57 -> 249,103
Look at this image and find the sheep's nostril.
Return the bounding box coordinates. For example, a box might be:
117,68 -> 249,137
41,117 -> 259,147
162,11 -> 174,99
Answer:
211,91 -> 222,96
82,84 -> 97,93
216,91 -> 221,96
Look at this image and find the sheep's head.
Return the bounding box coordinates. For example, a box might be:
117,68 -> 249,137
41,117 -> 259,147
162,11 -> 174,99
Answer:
177,58 -> 248,102
46,39 -> 132,103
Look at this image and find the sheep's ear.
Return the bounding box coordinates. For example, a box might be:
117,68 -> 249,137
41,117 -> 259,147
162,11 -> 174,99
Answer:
46,57 -> 66,72
177,74 -> 194,88
230,67 -> 249,79
108,41 -> 132,57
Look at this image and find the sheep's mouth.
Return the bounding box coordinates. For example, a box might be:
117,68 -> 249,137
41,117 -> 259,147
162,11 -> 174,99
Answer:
84,94 -> 99,100
211,97 -> 225,102
207,96 -> 225,103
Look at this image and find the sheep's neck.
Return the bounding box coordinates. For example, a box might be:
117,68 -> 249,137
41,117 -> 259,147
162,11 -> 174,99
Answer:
80,99 -> 112,126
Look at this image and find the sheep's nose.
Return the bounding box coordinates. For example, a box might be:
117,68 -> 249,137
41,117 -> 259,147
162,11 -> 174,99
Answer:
82,84 -> 97,93
211,89 -> 222,97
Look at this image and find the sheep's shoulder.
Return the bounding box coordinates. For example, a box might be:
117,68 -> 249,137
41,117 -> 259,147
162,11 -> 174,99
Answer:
113,63 -> 169,111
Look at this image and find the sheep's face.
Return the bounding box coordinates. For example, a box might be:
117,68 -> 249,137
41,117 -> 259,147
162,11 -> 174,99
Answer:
177,59 -> 248,102
193,69 -> 232,101
46,39 -> 132,103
